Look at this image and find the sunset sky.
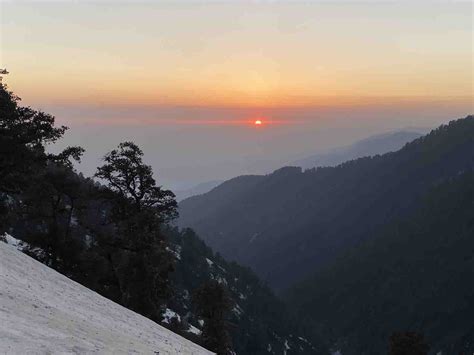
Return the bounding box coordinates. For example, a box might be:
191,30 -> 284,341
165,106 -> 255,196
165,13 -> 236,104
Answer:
1,1 -> 472,189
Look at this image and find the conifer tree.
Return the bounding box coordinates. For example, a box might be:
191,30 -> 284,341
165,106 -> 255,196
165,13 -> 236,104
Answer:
95,142 -> 177,319
389,332 -> 430,355
193,280 -> 234,354
0,83 -> 83,232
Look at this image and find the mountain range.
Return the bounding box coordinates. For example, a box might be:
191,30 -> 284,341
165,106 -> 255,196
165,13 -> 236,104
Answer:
174,180 -> 224,202
178,116 -> 474,292
290,130 -> 423,169
178,115 -> 474,352
175,130 -> 424,202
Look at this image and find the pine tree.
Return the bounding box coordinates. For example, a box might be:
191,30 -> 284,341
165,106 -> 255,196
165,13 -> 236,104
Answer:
95,142 -> 177,222
0,83 -> 83,232
95,142 -> 177,320
389,332 -> 430,355
193,280 -> 234,355
20,165 -> 85,272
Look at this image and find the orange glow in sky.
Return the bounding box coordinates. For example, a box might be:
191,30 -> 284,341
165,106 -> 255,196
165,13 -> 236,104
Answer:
1,2 -> 472,111
159,118 -> 292,127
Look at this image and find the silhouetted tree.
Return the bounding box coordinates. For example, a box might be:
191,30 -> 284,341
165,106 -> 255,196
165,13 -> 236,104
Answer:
0,83 -> 83,232
193,280 -> 234,354
20,165 -> 85,272
95,142 -> 177,320
95,141 -> 177,221
0,83 -> 82,194
389,332 -> 430,355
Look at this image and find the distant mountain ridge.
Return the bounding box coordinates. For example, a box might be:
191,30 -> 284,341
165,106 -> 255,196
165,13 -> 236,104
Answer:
174,180 -> 223,202
176,131 -> 422,202
291,130 -> 423,169
178,116 -> 474,292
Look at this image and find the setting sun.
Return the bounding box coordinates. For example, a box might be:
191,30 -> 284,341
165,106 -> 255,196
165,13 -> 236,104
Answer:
254,120 -> 262,126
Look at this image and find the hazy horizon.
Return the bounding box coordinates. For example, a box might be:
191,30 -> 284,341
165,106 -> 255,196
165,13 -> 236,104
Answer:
1,0 -> 472,189
47,105 -> 462,190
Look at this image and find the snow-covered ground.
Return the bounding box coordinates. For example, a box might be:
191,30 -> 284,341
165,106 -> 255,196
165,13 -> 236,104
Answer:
0,240 -> 212,354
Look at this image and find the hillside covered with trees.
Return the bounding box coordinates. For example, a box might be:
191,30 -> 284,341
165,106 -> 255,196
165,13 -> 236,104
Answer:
178,116 -> 474,292
287,171 -> 474,354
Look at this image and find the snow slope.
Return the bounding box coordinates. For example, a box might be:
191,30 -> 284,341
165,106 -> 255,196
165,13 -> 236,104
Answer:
0,240 -> 212,354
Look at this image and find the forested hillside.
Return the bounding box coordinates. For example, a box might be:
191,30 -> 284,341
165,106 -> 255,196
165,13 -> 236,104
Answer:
165,227 -> 323,354
287,171 -> 474,354
175,131 -> 422,202
178,116 -> 474,291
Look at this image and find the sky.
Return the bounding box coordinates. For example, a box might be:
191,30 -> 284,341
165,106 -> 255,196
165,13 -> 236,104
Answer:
1,1 -> 473,190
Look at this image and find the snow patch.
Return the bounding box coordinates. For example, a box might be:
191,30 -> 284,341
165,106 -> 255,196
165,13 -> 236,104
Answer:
205,258 -> 214,267
205,258 -> 226,273
0,242 -> 212,354
166,245 -> 182,260
210,273 -> 228,286
162,308 -> 181,324
283,339 -> 291,355
70,215 -> 79,226
232,304 -> 244,318
1,233 -> 24,250
84,234 -> 93,248
187,324 -> 202,335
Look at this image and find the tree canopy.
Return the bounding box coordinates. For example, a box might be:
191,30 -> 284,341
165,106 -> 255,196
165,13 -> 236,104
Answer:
0,83 -> 83,194
95,141 -> 177,221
